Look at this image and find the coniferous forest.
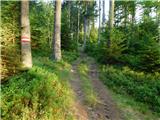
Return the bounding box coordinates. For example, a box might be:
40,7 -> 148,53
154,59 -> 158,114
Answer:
1,0 -> 160,120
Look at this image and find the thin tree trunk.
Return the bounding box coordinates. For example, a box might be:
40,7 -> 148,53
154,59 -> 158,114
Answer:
157,6 -> 160,44
98,0 -> 101,44
21,0 -> 32,69
124,6 -> 127,28
102,0 -> 105,27
131,3 -> 136,46
77,2 -> 80,50
107,0 -> 114,48
88,20 -> 91,40
83,16 -> 87,50
53,0 -> 62,61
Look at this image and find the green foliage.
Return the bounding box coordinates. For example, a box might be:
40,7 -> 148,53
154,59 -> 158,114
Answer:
62,50 -> 79,63
138,42 -> 160,72
111,92 -> 160,120
61,1 -> 77,51
1,52 -> 77,120
1,1 -> 21,80
100,65 -> 160,113
89,24 -> 98,43
86,28 -> 126,64
122,20 -> 160,72
30,1 -> 54,51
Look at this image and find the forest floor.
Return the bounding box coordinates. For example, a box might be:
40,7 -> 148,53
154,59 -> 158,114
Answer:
69,53 -> 122,120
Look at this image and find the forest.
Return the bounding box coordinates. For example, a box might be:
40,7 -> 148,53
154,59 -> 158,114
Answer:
1,0 -> 160,120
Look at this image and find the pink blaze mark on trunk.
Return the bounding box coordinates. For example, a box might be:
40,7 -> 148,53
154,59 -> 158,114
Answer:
21,36 -> 30,42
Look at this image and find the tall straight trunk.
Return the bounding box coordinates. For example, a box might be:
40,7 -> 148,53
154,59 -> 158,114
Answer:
21,0 -> 32,69
98,0 -> 101,44
53,0 -> 62,61
102,0 -> 105,27
107,0 -> 114,48
131,3 -> 136,46
83,16 -> 87,50
132,11 -> 135,26
68,1 -> 71,30
88,20 -> 91,39
77,2 -> 80,50
156,6 -> 160,44
68,1 -> 73,41
124,5 -> 127,28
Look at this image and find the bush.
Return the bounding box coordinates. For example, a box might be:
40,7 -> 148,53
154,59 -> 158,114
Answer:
1,54 -> 75,120
86,28 -> 126,64
100,65 -> 160,113
138,42 -> 160,72
1,1 -> 21,80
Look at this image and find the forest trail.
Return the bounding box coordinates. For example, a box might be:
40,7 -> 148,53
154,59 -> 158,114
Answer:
70,53 -> 122,120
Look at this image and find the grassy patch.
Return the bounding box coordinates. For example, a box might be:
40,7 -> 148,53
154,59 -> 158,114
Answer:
100,65 -> 160,119
111,92 -> 160,120
1,51 -> 78,120
78,63 -> 98,107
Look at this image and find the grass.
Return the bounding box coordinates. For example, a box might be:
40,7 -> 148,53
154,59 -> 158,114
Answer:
111,92 -> 160,120
100,64 -> 160,120
1,51 -> 79,120
77,61 -> 98,107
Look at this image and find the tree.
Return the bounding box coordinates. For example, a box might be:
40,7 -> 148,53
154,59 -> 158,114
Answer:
81,1 -> 97,50
53,0 -> 62,61
156,1 -> 160,44
108,0 -> 115,48
83,9 -> 87,50
21,0 -> 32,69
77,1 -> 80,49
102,0 -> 105,27
98,0 -> 101,44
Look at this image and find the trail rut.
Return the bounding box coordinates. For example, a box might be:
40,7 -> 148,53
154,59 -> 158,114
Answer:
70,53 -> 122,120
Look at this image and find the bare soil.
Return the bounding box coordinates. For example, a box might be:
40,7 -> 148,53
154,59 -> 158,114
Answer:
70,53 -> 123,120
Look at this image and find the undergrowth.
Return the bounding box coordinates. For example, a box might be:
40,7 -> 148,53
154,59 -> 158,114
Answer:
1,51 -> 78,120
111,92 -> 160,120
100,65 -> 160,118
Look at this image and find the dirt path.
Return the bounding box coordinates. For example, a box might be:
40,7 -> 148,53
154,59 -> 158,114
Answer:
70,53 -> 122,120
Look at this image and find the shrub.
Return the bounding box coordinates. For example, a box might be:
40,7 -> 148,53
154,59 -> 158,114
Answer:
1,1 -> 21,80
1,54 -> 75,120
100,65 -> 160,113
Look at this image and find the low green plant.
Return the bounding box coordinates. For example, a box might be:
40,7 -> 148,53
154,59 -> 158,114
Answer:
111,92 -> 160,120
1,52 -> 77,120
100,65 -> 160,114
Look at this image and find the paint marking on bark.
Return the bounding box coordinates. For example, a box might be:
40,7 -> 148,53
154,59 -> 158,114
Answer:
21,36 -> 30,42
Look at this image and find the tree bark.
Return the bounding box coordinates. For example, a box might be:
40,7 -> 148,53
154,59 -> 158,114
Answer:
108,0 -> 114,48
77,2 -> 80,50
102,0 -> 105,27
53,0 -> 62,61
98,0 -> 101,44
21,0 -> 32,69
157,5 -> 160,44
83,16 -> 87,50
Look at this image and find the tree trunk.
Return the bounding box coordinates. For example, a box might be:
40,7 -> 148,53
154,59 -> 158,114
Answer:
77,2 -> 80,50
88,20 -> 91,39
53,0 -> 62,61
83,16 -> 87,50
124,5 -> 127,28
108,0 -> 114,48
102,0 -> 105,27
98,0 -> 101,44
157,6 -> 160,44
21,0 -> 32,69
